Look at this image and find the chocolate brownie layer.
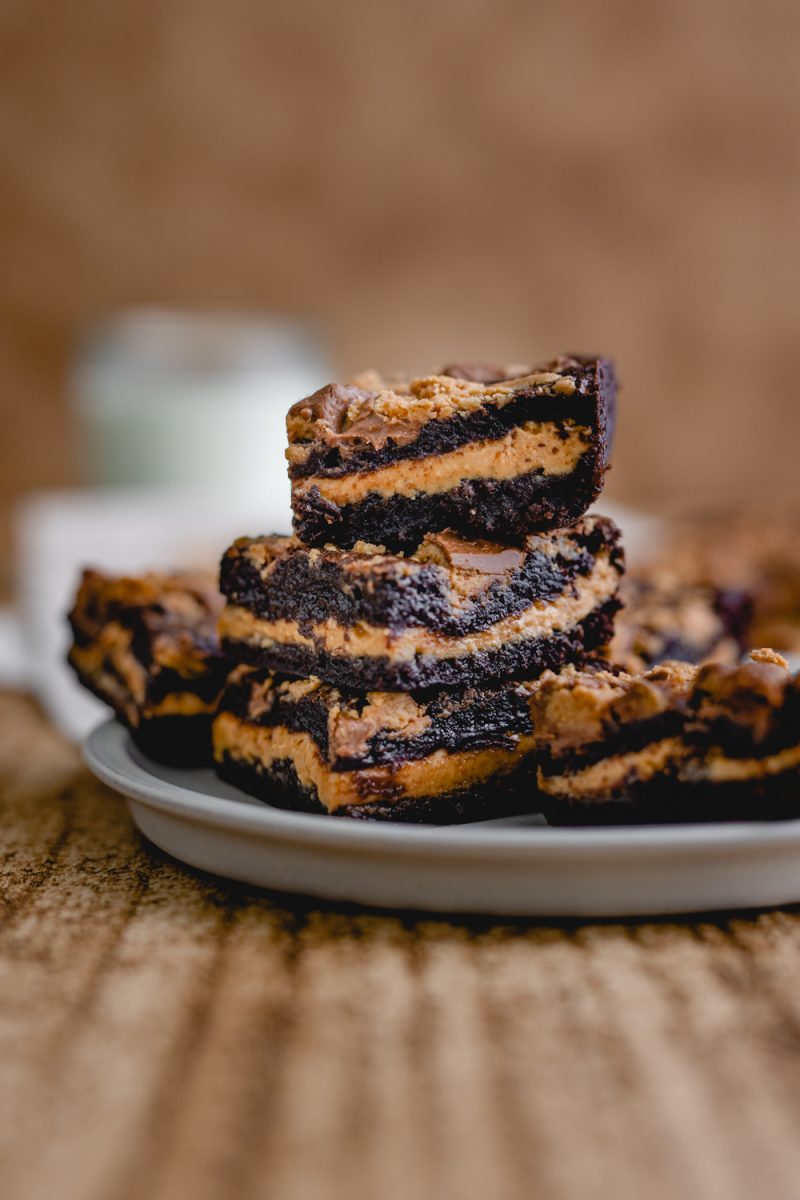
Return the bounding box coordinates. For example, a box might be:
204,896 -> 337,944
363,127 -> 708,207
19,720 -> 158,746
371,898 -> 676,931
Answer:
610,571 -> 752,673
132,714 -> 219,767
530,650 -> 800,825
219,516 -> 624,691
287,356 -> 616,550
68,569 -> 230,765
212,666 -> 540,821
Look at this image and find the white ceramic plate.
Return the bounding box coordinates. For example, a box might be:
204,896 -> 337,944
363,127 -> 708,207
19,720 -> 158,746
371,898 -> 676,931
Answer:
85,719 -> 800,917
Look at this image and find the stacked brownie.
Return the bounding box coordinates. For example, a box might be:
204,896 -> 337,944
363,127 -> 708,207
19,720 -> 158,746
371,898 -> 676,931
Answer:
212,356 -> 624,821
65,353 -> 800,829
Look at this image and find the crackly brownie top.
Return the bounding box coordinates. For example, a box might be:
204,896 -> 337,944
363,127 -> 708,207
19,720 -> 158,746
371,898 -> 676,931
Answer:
285,356 -> 603,452
224,515 -> 613,577
221,516 -> 619,623
531,649 -> 800,762
689,649 -> 799,749
236,670 -> 435,759
529,661 -> 696,755
223,528 -> 526,580
70,568 -> 224,667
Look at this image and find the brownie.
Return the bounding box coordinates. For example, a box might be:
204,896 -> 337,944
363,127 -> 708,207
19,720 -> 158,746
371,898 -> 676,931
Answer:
529,650 -> 800,825
286,356 -> 616,551
68,569 -> 230,765
218,515 -> 624,692
643,510 -> 800,651
610,569 -> 752,673
213,666 -> 540,822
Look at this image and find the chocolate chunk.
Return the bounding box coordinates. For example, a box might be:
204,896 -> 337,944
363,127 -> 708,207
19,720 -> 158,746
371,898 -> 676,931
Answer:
289,383 -> 373,438
440,362 -> 526,385
416,531 -> 526,574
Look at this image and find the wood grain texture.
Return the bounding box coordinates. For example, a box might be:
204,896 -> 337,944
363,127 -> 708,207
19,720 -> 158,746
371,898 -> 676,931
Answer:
3,687 -> 800,1200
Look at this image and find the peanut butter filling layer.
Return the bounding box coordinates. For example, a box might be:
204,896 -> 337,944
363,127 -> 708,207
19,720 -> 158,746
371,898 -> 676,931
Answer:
292,422 -> 591,505
219,553 -> 619,664
538,738 -> 684,801
213,712 -> 536,812
540,737 -> 800,800
690,743 -> 800,784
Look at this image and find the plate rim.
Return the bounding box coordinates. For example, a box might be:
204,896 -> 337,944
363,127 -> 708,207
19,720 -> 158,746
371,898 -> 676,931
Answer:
84,718 -> 800,861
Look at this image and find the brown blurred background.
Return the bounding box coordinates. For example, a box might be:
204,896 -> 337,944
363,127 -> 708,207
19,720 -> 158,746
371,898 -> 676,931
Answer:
2,0 -> 800,575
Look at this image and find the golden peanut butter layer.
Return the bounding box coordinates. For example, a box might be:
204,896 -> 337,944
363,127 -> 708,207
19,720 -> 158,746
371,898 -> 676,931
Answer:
539,733 -> 800,811
69,630 -> 148,717
537,738 -> 685,800
292,421 -> 591,505
686,743 -> 800,784
69,646 -> 140,727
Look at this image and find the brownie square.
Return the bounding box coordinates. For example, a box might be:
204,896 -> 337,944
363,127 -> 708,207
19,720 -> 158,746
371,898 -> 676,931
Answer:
218,515 -> 624,692
529,650 -> 800,825
213,666 -> 540,822
610,570 -> 752,673
287,356 -> 616,551
68,569 -> 230,764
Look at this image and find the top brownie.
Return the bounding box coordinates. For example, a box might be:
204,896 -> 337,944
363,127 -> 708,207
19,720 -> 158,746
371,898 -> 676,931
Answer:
286,356 -> 616,551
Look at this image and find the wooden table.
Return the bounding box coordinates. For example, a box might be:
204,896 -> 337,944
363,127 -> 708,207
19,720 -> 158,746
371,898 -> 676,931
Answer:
3,688 -> 800,1200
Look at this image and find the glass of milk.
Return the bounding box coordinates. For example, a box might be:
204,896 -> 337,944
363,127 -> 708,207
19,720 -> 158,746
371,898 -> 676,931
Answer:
72,310 -> 331,511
